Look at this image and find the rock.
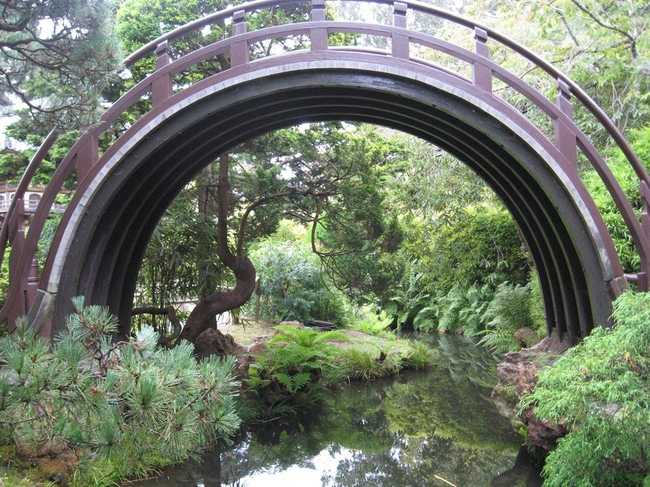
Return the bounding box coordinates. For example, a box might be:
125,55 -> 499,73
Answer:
247,341 -> 268,356
519,407 -> 570,451
492,331 -> 573,451
193,328 -> 246,359
491,382 -> 518,420
497,361 -> 519,384
274,321 -> 304,336
514,327 -> 538,348
515,361 -> 543,398
33,452 -> 78,486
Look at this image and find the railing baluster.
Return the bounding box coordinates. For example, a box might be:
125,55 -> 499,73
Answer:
555,79 -> 578,174
639,180 -> 650,291
77,133 -> 99,184
26,258 -> 39,313
152,41 -> 173,106
311,0 -> 327,51
231,10 -> 249,67
6,199 -> 25,331
392,2 -> 409,59
473,27 -> 492,92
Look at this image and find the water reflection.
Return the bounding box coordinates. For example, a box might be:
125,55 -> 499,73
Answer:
135,335 -> 542,487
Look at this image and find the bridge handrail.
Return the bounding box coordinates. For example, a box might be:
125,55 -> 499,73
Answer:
0,130 -> 58,273
122,0 -> 648,190
120,0 -> 650,279
2,0 -> 649,325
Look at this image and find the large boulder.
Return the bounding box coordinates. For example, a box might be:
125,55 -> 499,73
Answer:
492,333 -> 572,451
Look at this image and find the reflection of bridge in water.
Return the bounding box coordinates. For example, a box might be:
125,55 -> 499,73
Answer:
1,0 -> 648,343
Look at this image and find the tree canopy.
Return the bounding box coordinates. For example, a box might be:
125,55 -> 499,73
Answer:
0,0 -> 121,129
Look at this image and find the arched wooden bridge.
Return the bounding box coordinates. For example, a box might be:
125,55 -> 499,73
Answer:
1,0 -> 649,343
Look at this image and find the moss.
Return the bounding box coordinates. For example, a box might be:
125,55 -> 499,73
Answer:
530,351 -> 555,366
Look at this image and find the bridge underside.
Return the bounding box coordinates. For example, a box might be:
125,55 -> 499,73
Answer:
42,68 -> 618,341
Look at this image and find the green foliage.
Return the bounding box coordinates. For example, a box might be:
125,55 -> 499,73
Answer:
0,298 -> 240,484
135,191 -> 229,314
251,240 -> 343,324
415,279 -> 543,353
383,265 -> 430,329
344,305 -> 393,336
338,347 -> 390,381
582,125 -> 650,274
246,325 -> 349,410
403,340 -> 436,370
1,0 -> 120,129
479,282 -> 536,352
519,291 -> 650,486
429,205 -> 530,295
437,283 -> 495,335
0,248 -> 9,311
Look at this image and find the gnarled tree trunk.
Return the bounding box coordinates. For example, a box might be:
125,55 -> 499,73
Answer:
178,255 -> 256,343
178,153 -> 257,344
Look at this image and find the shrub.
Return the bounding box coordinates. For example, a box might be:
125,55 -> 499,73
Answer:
479,282 -> 535,352
250,241 -> 344,324
245,326 -> 349,410
519,291 -> 650,487
0,298 -> 241,485
422,205 -> 530,295
419,280 -> 543,353
344,305 -> 393,336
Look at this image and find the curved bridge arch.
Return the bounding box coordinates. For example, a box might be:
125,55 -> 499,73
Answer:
1,0 -> 648,343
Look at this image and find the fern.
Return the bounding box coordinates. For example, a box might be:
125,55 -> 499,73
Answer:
412,306 -> 438,331
276,373 -> 311,394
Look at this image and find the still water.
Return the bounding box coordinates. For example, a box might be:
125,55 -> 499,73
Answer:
134,334 -> 542,487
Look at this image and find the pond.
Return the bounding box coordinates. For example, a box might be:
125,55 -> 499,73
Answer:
134,334 -> 543,487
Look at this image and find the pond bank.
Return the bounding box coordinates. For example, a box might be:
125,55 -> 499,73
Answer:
134,333 -> 544,487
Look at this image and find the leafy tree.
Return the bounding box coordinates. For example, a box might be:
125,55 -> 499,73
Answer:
153,123 -> 406,344
250,239 -> 344,324
403,203 -> 530,297
0,0 -> 120,129
462,0 -> 650,144
581,125 -> 650,274
116,0 -> 235,83
520,291 -> 650,486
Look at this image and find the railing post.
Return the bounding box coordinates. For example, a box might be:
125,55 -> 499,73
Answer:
473,27 -> 492,92
6,198 -> 25,332
311,0 -> 327,51
7,198 -> 24,283
77,133 -> 99,184
26,258 -> 39,312
392,2 -> 409,59
152,41 -> 173,106
555,79 -> 578,174
231,10 -> 249,67
638,180 -> 650,291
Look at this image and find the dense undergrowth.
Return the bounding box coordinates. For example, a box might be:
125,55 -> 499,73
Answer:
520,291 -> 650,487
0,298 -> 240,487
243,322 -> 436,417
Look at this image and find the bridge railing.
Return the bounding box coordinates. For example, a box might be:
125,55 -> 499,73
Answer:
1,0 -> 648,328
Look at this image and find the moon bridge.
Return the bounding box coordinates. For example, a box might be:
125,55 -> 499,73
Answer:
1,0 -> 648,343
